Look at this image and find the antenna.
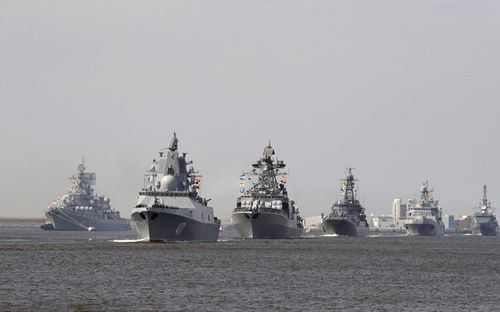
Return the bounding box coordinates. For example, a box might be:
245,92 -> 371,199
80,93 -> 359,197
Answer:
168,132 -> 179,151
483,184 -> 488,205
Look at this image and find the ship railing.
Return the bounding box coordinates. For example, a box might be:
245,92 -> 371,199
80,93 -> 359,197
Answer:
135,203 -> 181,209
139,191 -> 191,197
233,207 -> 253,213
240,194 -> 287,199
257,208 -> 288,217
233,207 -> 288,218
151,204 -> 180,209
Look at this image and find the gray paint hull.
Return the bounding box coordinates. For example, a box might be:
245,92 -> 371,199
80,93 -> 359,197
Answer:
405,223 -> 444,236
232,211 -> 303,239
46,210 -> 130,231
322,219 -> 369,236
472,223 -> 498,236
131,210 -> 219,242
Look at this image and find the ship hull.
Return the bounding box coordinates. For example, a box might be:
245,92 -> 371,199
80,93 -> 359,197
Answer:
232,211 -> 303,239
322,219 -> 369,236
45,210 -> 130,231
405,223 -> 444,236
40,223 -> 55,231
472,223 -> 498,236
131,209 -> 220,242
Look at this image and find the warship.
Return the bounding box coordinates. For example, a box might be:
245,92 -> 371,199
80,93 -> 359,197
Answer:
232,143 -> 303,238
131,133 -> 220,242
404,181 -> 444,236
471,185 -> 498,236
321,168 -> 369,236
44,161 -> 129,231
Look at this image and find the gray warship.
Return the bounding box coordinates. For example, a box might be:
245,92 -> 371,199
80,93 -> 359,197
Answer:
232,143 -> 303,238
131,133 -> 220,242
44,161 -> 129,231
404,181 -> 444,236
321,168 -> 369,236
471,185 -> 498,236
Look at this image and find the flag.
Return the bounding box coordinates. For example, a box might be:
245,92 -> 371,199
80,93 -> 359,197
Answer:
280,175 -> 288,184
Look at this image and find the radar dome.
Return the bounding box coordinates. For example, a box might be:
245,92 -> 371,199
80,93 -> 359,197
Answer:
263,145 -> 275,159
160,175 -> 178,191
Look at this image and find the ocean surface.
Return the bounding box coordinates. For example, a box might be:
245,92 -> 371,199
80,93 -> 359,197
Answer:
1,221 -> 499,311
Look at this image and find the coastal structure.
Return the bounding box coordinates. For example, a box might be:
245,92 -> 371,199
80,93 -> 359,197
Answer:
442,214 -> 456,231
303,216 -> 323,235
131,133 -> 220,242
44,161 -> 129,231
371,215 -> 395,229
392,198 -> 408,229
232,143 -> 303,238
471,185 -> 498,236
322,168 -> 369,236
404,181 -> 444,236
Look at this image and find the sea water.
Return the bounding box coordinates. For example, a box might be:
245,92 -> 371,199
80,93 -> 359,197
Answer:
1,224 -> 499,311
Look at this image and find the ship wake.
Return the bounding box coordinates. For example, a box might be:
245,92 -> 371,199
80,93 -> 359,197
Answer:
111,238 -> 150,243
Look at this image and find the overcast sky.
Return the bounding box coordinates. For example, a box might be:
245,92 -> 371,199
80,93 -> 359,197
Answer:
1,0 -> 499,219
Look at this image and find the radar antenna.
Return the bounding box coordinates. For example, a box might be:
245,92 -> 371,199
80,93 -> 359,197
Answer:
263,141 -> 275,159
483,184 -> 488,206
168,132 -> 178,151
77,157 -> 86,173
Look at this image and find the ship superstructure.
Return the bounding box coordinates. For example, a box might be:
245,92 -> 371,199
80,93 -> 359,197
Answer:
44,161 -> 129,231
131,133 -> 220,242
232,143 -> 303,238
321,168 -> 369,236
404,181 -> 444,236
471,185 -> 498,236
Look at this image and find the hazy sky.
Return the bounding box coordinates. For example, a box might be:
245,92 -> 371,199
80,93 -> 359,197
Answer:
1,0 -> 499,219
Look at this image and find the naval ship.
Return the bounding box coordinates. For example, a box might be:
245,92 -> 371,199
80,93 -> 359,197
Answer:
471,185 -> 498,236
131,133 -> 220,242
232,143 -> 303,238
44,161 -> 129,231
404,181 -> 444,236
321,168 -> 369,236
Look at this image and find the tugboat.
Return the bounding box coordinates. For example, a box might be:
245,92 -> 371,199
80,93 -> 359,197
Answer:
404,181 -> 444,236
232,143 -> 303,238
44,160 -> 129,231
131,133 -> 220,242
471,185 -> 498,236
321,168 -> 369,236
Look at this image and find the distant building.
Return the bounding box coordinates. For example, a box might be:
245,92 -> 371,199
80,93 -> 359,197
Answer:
372,215 -> 395,228
392,198 -> 408,229
442,214 -> 455,230
392,199 -> 407,219
303,215 -> 323,227
303,215 -> 323,235
456,215 -> 472,231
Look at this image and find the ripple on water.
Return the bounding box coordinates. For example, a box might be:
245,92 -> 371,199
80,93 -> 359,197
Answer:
1,227 -> 499,311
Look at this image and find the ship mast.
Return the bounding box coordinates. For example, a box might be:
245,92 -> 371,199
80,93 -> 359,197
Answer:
246,142 -> 287,195
168,132 -> 178,151
342,168 -> 357,204
420,181 -> 433,206
482,184 -> 489,207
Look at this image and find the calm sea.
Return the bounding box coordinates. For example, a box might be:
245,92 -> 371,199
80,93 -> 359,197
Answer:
1,221 -> 499,311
